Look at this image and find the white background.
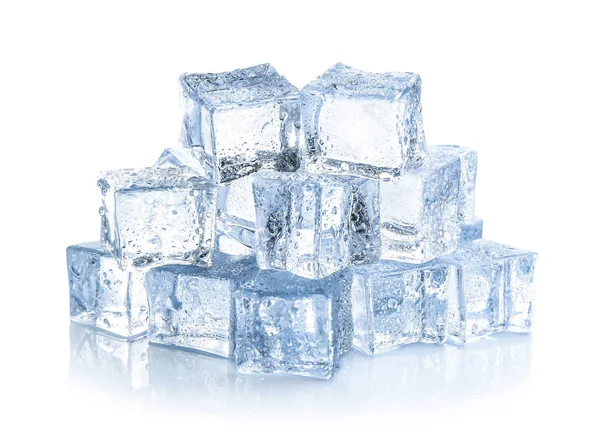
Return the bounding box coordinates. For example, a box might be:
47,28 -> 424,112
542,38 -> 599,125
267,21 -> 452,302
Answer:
1,1 -> 599,440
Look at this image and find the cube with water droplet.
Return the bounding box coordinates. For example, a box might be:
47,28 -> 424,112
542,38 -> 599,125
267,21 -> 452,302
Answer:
145,253 -> 258,357
350,260 -> 451,355
180,64 -> 302,183
67,242 -> 148,338
234,270 -> 352,379
380,147 -> 461,263
252,171 -> 380,279
98,167 -> 217,270
301,63 -> 426,179
440,240 -> 537,344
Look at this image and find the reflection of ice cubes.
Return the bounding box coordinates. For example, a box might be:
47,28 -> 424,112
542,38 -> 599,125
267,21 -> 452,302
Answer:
148,344 -> 235,408
235,270 -> 352,379
350,260 -> 450,355
145,253 -> 257,357
69,324 -> 149,393
98,167 -> 217,270
253,171 -> 380,279
441,240 -> 538,344
67,242 -> 147,338
180,64 -> 301,183
380,148 -> 460,263
301,63 -> 425,178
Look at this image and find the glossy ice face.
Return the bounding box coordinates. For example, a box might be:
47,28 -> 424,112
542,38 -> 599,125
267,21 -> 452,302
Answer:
98,167 -> 217,271
441,240 -> 538,344
252,171 -> 380,279
350,260 -> 451,355
180,64 -> 302,183
67,242 -> 148,338
145,253 -> 257,357
301,63 -> 426,178
234,271 -> 352,379
380,149 -> 461,263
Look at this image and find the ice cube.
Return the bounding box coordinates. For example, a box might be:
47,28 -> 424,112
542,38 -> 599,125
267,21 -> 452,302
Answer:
350,260 -> 450,355
98,167 -> 217,270
253,171 -> 380,279
234,270 -> 352,379
460,217 -> 483,243
440,239 -> 537,344
67,242 -> 148,338
145,253 -> 257,357
301,63 -> 426,178
380,149 -> 460,263
180,64 -> 302,183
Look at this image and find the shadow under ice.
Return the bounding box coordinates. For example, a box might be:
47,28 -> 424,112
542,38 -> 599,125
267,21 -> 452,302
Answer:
69,324 -> 532,413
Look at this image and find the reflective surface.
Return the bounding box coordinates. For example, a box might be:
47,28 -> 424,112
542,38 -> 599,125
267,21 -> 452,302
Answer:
69,323 -> 531,413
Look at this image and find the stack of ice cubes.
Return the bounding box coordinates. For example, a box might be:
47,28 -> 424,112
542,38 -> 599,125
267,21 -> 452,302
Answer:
67,63 -> 537,379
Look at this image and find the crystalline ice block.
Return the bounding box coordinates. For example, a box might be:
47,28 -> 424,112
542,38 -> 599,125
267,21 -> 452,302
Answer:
234,270 -> 352,379
253,171 -> 380,279
434,145 -> 477,222
350,260 -> 450,355
70,324 -> 149,392
156,149 -> 256,255
380,149 -> 460,263
98,167 -> 217,270
67,242 -> 148,338
145,253 -> 257,357
301,63 -> 426,178
440,240 -> 537,344
460,218 -> 483,243
180,64 -> 302,183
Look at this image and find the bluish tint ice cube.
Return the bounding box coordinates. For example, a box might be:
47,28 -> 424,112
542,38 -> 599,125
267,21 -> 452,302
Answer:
234,270 -> 352,379
253,171 -> 380,279
350,260 -> 450,355
67,242 -> 148,338
440,240 -> 537,344
180,64 -> 302,183
460,218 -> 483,243
98,167 -> 217,270
70,324 -> 149,392
380,149 -> 460,263
145,253 -> 257,357
301,63 -> 426,179
434,145 -> 477,222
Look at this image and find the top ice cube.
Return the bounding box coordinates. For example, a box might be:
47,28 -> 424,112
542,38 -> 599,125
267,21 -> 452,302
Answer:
180,64 -> 302,183
301,63 -> 426,179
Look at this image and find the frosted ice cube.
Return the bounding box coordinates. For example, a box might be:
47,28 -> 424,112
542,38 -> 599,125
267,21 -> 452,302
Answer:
180,64 -> 302,183
350,260 -> 450,355
67,242 -> 148,338
460,217 -> 483,243
145,253 -> 257,357
98,167 -> 217,270
380,149 -> 460,263
440,240 -> 537,344
301,63 -> 425,178
253,171 -> 380,279
234,270 -> 352,379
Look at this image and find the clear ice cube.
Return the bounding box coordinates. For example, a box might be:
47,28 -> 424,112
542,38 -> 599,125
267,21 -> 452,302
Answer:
350,260 -> 450,355
145,253 -> 257,357
67,242 -> 148,338
98,167 -> 217,270
380,149 -> 460,263
180,64 -> 302,183
460,217 -> 483,243
253,171 -> 380,279
440,239 -> 537,344
234,270 -> 352,379
301,63 -> 426,178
